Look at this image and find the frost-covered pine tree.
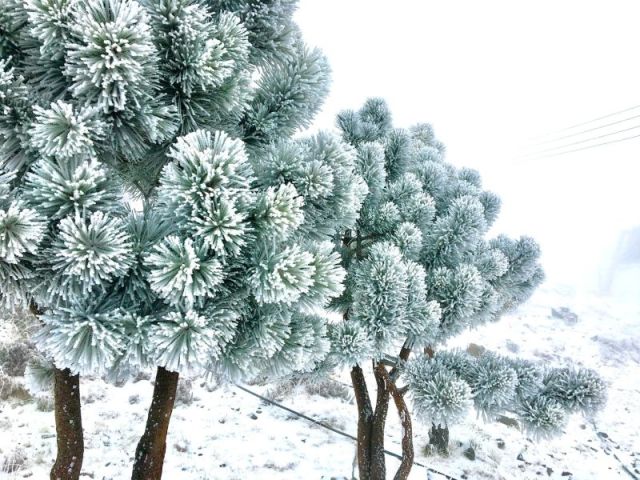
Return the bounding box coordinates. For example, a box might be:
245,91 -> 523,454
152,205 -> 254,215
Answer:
0,0 -> 367,478
326,99 -> 606,480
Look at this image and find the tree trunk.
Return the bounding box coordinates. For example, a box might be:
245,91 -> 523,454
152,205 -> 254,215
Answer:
376,363 -> 414,480
50,367 -> 84,480
389,384 -> 413,480
131,367 -> 179,480
370,362 -> 389,480
350,364 -> 373,480
429,423 -> 449,455
423,346 -> 450,456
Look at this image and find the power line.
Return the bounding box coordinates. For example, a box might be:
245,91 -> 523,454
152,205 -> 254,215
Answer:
520,123 -> 640,159
529,104 -> 640,141
590,420 -> 638,480
517,132 -> 640,162
529,113 -> 640,148
233,383 -> 460,480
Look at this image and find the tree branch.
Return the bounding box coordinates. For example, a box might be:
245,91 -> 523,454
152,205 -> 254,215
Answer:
390,339 -> 413,381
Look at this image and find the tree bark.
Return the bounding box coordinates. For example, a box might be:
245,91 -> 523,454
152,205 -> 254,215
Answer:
390,341 -> 413,381
370,362 -> 389,480
389,384 -> 413,479
50,367 -> 84,480
350,364 -> 373,480
377,364 -> 414,480
131,367 -> 179,480
423,346 -> 450,456
429,423 -> 449,455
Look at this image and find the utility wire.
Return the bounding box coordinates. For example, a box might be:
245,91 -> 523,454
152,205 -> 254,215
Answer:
519,123 -> 640,159
505,104 -> 640,165
517,132 -> 640,162
590,420 -> 639,480
529,104 -> 640,141
233,383 -> 460,480
528,113 -> 640,148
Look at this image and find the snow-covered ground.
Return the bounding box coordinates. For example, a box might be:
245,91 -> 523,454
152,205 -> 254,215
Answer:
0,283 -> 639,479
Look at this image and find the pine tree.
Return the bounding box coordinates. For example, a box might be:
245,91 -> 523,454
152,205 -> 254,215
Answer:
0,1 -> 367,478
326,99 -> 606,480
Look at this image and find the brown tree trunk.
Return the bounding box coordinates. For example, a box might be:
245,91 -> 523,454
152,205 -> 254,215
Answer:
389,383 -> 413,480
429,423 -> 449,455
370,362 -> 389,480
50,367 -> 84,480
377,364 -> 414,480
424,346 -> 450,456
131,367 -> 179,480
351,364 -> 373,480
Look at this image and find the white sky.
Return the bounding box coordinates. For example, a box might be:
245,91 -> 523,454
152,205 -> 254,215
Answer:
296,0 -> 640,293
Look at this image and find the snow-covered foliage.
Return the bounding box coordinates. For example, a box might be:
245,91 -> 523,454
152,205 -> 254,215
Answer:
326,98 -> 605,440
404,350 -> 607,438
329,98 -> 545,364
0,0 -> 365,383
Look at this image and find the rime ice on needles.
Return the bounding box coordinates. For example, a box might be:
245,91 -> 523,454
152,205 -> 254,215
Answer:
0,200 -> 45,264
249,243 -> 315,305
327,97 -> 605,442
51,211 -> 133,289
149,311 -> 223,374
253,183 -> 304,241
404,359 -> 473,426
65,0 -> 157,113
157,129 -> 254,225
404,350 -> 606,438
146,236 -> 223,307
23,156 -> 119,219
30,101 -> 105,159
1,0 -> 356,383
38,305 -> 129,376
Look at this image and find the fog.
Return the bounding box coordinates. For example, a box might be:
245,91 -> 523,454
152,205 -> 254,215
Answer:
296,0 -> 640,300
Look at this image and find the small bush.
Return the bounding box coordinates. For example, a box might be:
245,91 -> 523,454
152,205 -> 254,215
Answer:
174,438 -> 190,453
304,378 -> 352,402
175,378 -> 194,405
264,379 -> 298,402
1,448 -> 27,473
35,394 -> 55,412
263,461 -> 296,472
1,307 -> 38,340
133,370 -> 152,383
202,371 -> 225,392
0,373 -> 32,402
0,342 -> 35,377
245,375 -> 269,386
82,386 -> 106,404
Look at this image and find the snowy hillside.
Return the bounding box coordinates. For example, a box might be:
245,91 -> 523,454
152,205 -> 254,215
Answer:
1,284 -> 638,479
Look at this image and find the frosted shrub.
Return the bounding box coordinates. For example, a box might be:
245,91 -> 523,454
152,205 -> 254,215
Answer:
325,99 -> 606,479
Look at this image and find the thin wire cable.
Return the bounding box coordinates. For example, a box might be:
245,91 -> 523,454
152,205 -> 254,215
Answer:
590,420 -> 638,480
529,113 -> 640,147
520,123 -> 640,158
234,383 -> 460,480
516,132 -> 640,162
529,104 -> 640,141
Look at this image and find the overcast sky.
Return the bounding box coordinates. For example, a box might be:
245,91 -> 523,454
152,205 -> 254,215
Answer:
296,0 -> 640,294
